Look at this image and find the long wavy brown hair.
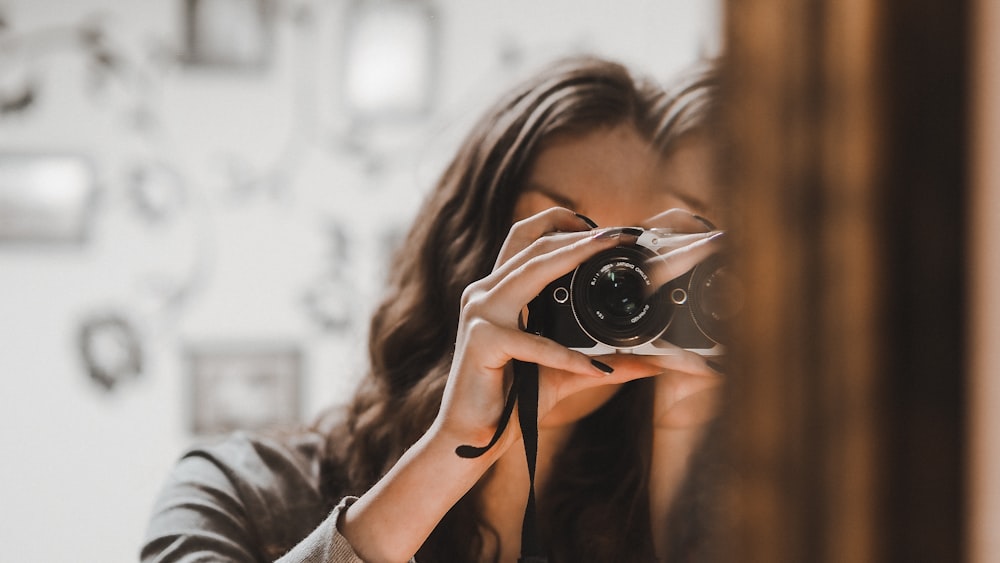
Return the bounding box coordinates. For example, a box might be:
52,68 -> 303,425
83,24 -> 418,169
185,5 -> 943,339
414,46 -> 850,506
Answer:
314,55 -> 719,562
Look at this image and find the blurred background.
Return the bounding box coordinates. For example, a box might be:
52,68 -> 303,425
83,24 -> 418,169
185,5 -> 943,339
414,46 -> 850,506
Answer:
0,0 -> 720,561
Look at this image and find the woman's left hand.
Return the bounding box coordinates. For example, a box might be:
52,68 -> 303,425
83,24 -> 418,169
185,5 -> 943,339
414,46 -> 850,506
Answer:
569,343 -> 722,429
619,345 -> 724,429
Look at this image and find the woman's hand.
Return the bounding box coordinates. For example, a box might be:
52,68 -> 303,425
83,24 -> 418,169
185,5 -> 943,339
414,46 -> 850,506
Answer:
341,208 -> 618,563
626,344 -> 724,429
340,207 -> 724,562
433,207 -> 620,453
436,206 -> 725,444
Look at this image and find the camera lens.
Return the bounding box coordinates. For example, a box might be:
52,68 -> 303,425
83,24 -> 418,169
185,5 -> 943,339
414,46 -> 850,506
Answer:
571,246 -> 672,348
689,254 -> 743,344
593,267 -> 644,319
698,266 -> 742,322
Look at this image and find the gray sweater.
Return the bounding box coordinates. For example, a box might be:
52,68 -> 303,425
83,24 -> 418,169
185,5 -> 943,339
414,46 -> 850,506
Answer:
141,428 -> 703,561
141,431 -> 379,563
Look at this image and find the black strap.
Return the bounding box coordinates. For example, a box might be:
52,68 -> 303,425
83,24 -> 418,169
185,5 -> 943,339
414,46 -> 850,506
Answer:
454,377 -> 519,459
514,359 -> 543,561
455,360 -> 546,562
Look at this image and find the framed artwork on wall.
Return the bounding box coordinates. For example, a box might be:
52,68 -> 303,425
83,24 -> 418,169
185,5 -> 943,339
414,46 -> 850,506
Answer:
187,342 -> 302,435
181,0 -> 274,70
0,154 -> 97,246
341,0 -> 438,121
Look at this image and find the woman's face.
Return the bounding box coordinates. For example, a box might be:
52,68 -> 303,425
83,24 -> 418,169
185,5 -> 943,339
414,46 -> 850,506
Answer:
515,124 -> 718,228
513,123 -> 719,426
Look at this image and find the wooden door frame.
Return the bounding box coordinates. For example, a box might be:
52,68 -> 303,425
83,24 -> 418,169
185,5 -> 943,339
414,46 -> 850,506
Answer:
718,1 -> 968,561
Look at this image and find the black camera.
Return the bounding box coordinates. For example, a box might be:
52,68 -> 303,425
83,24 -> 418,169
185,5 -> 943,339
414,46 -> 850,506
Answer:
528,228 -> 740,356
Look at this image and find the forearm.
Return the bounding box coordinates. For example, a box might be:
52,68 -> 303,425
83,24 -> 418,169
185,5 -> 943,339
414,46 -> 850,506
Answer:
338,423 -> 498,563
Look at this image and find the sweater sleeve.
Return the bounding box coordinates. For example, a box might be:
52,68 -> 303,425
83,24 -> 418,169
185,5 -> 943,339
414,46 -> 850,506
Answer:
140,434 -> 374,563
275,497 -> 363,563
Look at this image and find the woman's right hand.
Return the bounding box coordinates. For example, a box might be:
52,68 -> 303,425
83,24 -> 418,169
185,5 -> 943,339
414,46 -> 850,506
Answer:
431,207 -> 621,455
340,208 -> 617,563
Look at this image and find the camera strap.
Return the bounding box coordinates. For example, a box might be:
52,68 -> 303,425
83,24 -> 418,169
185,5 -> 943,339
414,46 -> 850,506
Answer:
514,358 -> 545,562
456,349 -> 546,562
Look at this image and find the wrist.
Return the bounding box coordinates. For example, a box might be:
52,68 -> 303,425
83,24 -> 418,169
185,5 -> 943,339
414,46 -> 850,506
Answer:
339,426 -> 499,562
429,415 -> 519,465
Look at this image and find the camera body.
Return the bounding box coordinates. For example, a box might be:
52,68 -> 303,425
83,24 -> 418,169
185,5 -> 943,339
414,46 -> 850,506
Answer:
528,228 -> 735,356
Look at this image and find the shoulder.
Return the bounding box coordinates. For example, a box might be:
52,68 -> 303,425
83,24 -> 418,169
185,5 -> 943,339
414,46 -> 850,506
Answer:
180,429 -> 336,521
183,430 -> 328,495
143,429 -> 337,561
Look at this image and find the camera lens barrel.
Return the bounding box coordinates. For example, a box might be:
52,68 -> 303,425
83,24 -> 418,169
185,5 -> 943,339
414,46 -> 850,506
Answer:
570,246 -> 673,348
564,236 -> 739,352
687,253 -> 740,344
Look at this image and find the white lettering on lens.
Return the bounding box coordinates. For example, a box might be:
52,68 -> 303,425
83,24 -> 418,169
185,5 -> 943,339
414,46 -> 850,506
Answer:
630,304 -> 650,324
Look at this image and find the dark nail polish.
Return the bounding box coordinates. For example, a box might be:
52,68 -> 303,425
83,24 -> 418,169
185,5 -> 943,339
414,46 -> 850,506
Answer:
591,359 -> 615,374
706,359 -> 725,374
575,213 -> 599,229
692,214 -> 718,231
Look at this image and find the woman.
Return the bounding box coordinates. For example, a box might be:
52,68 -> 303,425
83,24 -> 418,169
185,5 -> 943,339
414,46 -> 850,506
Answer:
142,55 -> 723,563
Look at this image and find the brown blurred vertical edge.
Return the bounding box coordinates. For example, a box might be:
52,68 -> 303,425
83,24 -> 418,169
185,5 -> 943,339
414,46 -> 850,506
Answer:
716,1 -> 967,562
970,0 -> 1000,560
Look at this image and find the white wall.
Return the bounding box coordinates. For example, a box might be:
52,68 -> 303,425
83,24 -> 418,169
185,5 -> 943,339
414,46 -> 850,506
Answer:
0,1 -> 718,561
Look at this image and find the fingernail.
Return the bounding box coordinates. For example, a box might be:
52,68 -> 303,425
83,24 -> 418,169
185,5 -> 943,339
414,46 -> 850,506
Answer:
692,214 -> 717,231
591,358 -> 615,374
706,359 -> 725,374
575,213 -> 599,229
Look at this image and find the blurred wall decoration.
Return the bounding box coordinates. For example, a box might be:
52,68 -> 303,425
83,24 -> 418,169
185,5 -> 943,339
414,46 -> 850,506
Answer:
0,0 -> 719,560
77,311 -> 144,391
341,0 -> 438,122
187,342 -> 302,434
182,0 -> 274,70
0,153 -> 97,244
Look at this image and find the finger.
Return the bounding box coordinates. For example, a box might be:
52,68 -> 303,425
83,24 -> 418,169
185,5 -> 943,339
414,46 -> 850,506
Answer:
645,231 -> 725,289
571,348 -> 719,387
470,321 -> 610,378
645,230 -> 720,254
542,350 -> 723,412
486,230 -> 623,312
631,343 -> 722,377
495,207 -> 595,270
473,230 -> 596,299
487,228 -> 601,287
547,353 -> 663,399
640,208 -> 716,233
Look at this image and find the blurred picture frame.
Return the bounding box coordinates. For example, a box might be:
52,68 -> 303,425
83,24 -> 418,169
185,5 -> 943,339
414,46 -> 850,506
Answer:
0,153 -> 97,246
181,0 -> 274,70
187,343 -> 302,435
341,0 -> 439,122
